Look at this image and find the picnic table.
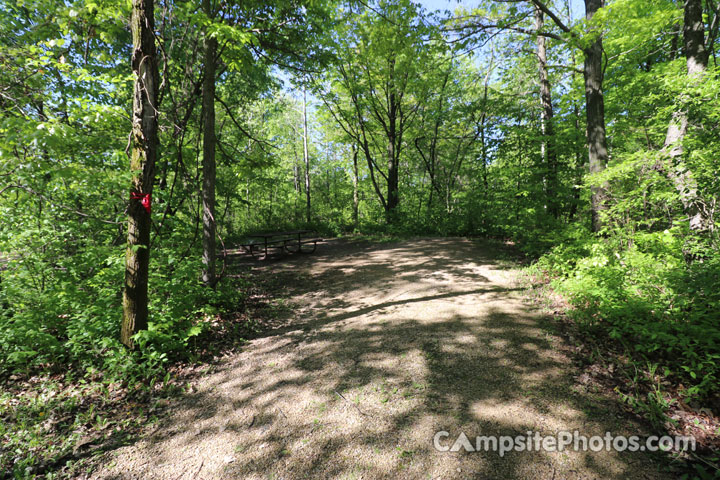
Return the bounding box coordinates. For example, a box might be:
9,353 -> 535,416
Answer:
239,230 -> 321,259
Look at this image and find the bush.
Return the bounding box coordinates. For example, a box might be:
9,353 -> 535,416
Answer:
0,235 -> 237,383
531,228 -> 720,401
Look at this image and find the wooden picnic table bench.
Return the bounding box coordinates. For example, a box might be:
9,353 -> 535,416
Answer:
239,230 -> 322,260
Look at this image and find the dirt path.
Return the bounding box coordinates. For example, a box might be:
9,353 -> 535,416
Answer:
95,238 -> 670,479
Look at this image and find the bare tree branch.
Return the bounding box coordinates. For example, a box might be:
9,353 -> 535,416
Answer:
529,0 -> 574,35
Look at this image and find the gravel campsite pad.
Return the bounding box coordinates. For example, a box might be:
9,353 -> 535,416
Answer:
94,238 -> 671,479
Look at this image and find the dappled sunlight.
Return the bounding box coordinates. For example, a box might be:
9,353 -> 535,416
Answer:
96,238 -> 669,479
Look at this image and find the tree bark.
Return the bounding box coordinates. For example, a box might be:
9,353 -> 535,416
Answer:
479,52 -> 493,194
302,85 -> 311,224
122,0 -> 160,348
684,0 -> 709,76
570,55 -> 584,220
583,0 -> 609,233
535,5 -> 559,218
386,90 -> 399,218
352,144 -> 359,230
201,0 -> 217,287
384,52 -> 401,221
659,0 -> 712,232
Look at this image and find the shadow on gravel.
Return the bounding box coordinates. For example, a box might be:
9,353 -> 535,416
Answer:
100,238 -> 668,480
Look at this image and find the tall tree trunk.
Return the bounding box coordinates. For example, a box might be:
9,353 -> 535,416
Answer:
566,5 -> 584,220
303,85 -> 311,224
291,133 -> 300,219
245,179 -> 250,216
535,5 -> 559,218
430,72 -> 450,212
201,0 -> 217,287
387,91 -> 399,218
683,0 -> 709,76
122,0 -> 159,348
659,0 -> 711,232
480,53 -> 493,195
385,52 -> 400,220
569,83 -> 584,221
293,154 -> 300,192
583,0 -> 609,233
352,144 -> 359,230
567,0 -> 583,220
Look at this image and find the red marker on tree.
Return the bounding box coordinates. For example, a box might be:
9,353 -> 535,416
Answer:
131,192 -> 151,214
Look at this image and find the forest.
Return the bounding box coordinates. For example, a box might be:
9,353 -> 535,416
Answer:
1,0 -> 719,477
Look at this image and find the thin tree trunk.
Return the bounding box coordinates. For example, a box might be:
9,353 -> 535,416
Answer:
291,132 -> 300,220
245,180 -> 250,216
564,0 -> 583,220
569,6 -> 583,220
302,85 -> 311,224
201,0 -> 217,287
387,90 -> 399,218
431,72 -> 450,211
293,152 -> 300,193
122,0 -> 159,348
446,184 -> 451,214
583,0 -> 609,233
480,124 -> 488,192
535,5 -> 559,218
659,0 -> 711,232
352,144 -> 359,230
480,55 -> 493,194
385,53 -> 400,220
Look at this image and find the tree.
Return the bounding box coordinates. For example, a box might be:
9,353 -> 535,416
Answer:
201,0 -> 218,287
582,0 -> 609,232
450,0 -> 597,226
527,0 -> 609,232
658,0 -> 713,232
302,83 -> 312,224
412,52 -> 485,216
318,0 -> 427,221
121,0 -> 160,348
352,143 -> 359,229
534,5 -> 559,218
413,63 -> 450,212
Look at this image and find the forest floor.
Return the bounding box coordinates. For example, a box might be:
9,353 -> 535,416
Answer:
92,237 -> 675,479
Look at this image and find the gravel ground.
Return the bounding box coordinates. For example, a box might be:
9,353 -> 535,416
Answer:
92,237 -> 671,479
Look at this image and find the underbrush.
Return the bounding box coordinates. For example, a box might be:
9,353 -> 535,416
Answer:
0,230 -> 252,477
530,227 -> 720,402
0,246 -> 242,382
527,226 -> 720,474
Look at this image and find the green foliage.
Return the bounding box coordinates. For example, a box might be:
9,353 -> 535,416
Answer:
532,229 -> 720,401
0,237 -> 237,382
1,0 -> 720,471
0,0 -> 255,384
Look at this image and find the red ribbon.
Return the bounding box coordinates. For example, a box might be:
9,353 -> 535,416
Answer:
131,192 -> 152,214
